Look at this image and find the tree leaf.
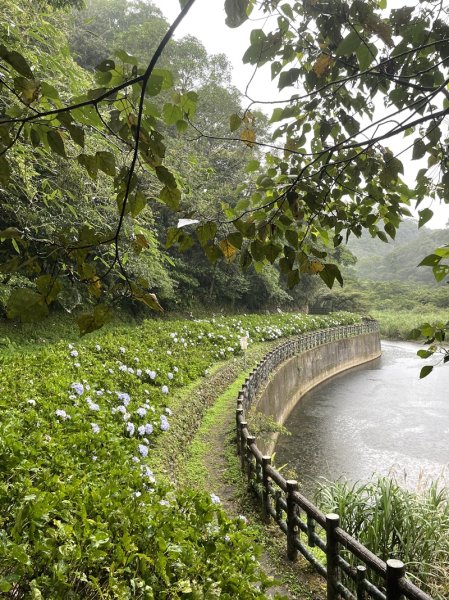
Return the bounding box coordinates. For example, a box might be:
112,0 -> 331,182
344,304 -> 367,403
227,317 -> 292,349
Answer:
419,365 -> 433,379
78,304 -> 113,336
159,186 -> 181,210
163,103 -> 183,126
412,139 -> 426,160
96,151 -> 115,176
230,113 -> 242,132
36,275 -> 62,304
7,288 -> 49,322
196,222 -> 217,247
67,124 -> 85,148
336,31 -> 361,56
241,129 -> 256,147
219,239 -> 238,262
14,77 -> 40,105
156,165 -> 177,190
0,46 -> 33,78
278,68 -> 301,90
47,130 -> 67,158
313,54 -> 333,77
0,156 -> 10,185
225,0 -> 250,28
418,208 -> 433,228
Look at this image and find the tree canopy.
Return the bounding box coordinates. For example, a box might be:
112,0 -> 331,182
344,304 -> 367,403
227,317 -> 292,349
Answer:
1,0 -> 448,332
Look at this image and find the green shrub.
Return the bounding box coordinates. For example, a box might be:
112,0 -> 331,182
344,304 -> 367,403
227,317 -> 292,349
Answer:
0,311 -> 359,597
316,477 -> 449,598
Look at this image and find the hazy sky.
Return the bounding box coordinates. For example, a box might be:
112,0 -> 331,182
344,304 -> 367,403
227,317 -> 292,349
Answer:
152,0 -> 449,229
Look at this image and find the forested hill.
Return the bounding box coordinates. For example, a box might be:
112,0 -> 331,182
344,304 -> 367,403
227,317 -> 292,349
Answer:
348,219 -> 448,283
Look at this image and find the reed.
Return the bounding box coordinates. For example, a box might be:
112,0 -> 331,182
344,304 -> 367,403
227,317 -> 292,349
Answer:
372,309 -> 449,340
315,476 -> 449,598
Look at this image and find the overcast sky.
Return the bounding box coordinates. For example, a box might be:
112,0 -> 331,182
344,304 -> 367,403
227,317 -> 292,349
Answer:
152,0 -> 449,229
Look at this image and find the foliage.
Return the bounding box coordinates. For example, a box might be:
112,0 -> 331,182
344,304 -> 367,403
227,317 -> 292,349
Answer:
0,312 -> 358,596
221,0 -> 449,291
316,476 -> 449,598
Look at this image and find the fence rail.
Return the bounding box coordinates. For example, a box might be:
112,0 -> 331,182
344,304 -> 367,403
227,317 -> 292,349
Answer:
236,322 -> 433,600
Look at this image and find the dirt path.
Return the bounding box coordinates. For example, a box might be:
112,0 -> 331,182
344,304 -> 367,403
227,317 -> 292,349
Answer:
154,344 -> 326,599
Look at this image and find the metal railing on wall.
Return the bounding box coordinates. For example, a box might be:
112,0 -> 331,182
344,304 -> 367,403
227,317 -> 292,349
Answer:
236,322 -> 433,600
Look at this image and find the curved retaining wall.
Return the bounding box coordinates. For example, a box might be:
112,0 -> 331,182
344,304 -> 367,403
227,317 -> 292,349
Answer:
235,322 -> 433,600
255,327 -> 381,454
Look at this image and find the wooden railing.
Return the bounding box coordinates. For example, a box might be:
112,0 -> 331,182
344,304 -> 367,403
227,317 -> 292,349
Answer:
236,322 -> 433,600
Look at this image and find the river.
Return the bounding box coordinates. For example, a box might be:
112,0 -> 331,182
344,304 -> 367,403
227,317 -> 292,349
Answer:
274,340 -> 449,497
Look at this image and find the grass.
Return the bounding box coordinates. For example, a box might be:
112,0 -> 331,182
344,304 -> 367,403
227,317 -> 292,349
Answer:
372,309 -> 449,340
316,476 -> 449,599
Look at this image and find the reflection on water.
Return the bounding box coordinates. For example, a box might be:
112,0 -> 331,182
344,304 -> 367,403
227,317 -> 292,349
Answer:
274,341 -> 449,497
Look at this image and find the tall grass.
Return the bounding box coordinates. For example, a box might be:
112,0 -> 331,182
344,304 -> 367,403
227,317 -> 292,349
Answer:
315,476 -> 449,598
372,309 -> 449,340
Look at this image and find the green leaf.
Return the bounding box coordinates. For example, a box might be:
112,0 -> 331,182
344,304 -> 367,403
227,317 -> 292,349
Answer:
197,222 -> 217,247
47,130 -> 66,158
412,139 -> 426,160
0,227 -> 21,239
36,275 -> 62,304
418,208 -> 433,228
114,49 -> 138,65
156,166 -> 177,190
419,365 -> 433,379
319,263 -> 343,288
417,349 -> 433,359
14,77 -> 39,104
7,289 -> 49,322
230,114 -> 242,132
77,153 -> 98,180
131,287 -> 164,311
163,103 -> 183,126
78,304 -> 113,336
356,44 -> 374,70
152,69 -> 174,90
66,124 -> 85,148
225,0 -> 250,27
0,46 -> 33,78
245,159 -> 260,172
41,81 -> 59,100
129,191 -> 147,217
336,31 -> 362,56
159,186 -> 181,211
96,151 -> 115,176
146,74 -> 164,97
96,59 -> 115,72
0,156 -> 11,185
278,68 -> 301,90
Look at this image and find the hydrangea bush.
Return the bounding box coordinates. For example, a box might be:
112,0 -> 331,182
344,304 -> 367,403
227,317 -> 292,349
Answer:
0,312 -> 359,596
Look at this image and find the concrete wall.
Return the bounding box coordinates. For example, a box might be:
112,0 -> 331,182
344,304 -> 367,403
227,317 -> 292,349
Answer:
254,332 -> 381,454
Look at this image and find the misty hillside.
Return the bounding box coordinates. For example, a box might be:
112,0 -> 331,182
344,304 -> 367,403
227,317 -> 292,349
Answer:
347,219 -> 448,283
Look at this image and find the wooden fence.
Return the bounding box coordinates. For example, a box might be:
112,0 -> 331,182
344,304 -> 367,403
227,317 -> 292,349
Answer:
236,322 -> 433,600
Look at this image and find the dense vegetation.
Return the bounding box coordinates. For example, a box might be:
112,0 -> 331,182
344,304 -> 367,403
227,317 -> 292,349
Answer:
317,477 -> 449,599
0,311 -> 359,597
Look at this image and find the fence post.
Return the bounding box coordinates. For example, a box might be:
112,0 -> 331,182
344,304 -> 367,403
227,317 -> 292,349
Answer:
386,559 -> 405,600
356,565 -> 366,600
239,421 -> 247,471
262,456 -> 271,522
236,408 -> 243,455
307,514 -> 315,547
286,480 -> 299,561
326,513 -> 340,600
246,435 -> 256,482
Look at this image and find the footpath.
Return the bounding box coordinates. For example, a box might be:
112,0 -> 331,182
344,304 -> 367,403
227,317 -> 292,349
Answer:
153,341 -> 326,600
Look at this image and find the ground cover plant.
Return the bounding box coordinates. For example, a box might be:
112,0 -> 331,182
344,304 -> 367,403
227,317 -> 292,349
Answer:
371,310 -> 449,341
0,311 -> 359,597
316,477 -> 449,599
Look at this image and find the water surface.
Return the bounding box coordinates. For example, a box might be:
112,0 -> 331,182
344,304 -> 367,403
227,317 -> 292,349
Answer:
275,340 -> 449,496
